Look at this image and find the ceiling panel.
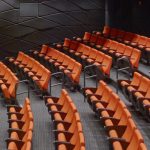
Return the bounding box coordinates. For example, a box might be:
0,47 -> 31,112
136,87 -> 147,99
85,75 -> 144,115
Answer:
38,3 -> 58,16
42,0 -> 81,12
0,1 -> 13,12
0,19 -> 14,28
0,24 -> 36,37
43,13 -> 81,26
0,9 -> 34,23
21,18 -> 59,30
0,0 -> 105,57
2,0 -> 20,8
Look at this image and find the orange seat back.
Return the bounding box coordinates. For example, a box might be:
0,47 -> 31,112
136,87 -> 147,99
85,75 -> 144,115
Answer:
83,32 -> 91,41
130,48 -> 141,68
103,26 -> 111,37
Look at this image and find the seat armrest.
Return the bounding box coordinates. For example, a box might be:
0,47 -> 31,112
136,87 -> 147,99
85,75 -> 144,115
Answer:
6,138 -> 24,149
47,103 -> 63,111
89,94 -> 102,99
144,104 -> 150,109
137,97 -> 150,101
118,80 -> 131,84
7,112 -> 23,120
54,141 -> 74,150
8,119 -> 25,129
132,90 -> 146,95
8,128 -> 26,139
43,96 -> 59,104
105,125 -> 127,137
108,137 -> 129,149
53,120 -> 71,130
53,130 -> 73,141
97,108 -> 114,116
82,87 -> 97,94
7,105 -> 22,112
100,117 -> 120,125
49,111 -> 67,120
93,100 -> 108,108
108,137 -> 126,142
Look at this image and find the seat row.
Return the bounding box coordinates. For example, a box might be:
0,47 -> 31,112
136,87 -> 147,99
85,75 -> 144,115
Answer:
82,80 -> 147,150
118,72 -> 150,122
74,32 -> 141,70
44,89 -> 85,150
30,45 -> 82,91
56,39 -> 112,80
6,98 -> 33,150
0,62 -> 19,104
7,52 -> 51,95
96,26 -> 150,63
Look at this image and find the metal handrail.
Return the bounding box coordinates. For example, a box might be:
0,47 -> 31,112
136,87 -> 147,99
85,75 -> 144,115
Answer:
116,67 -> 131,94
16,80 -> 30,98
83,64 -> 101,102
50,72 -> 64,95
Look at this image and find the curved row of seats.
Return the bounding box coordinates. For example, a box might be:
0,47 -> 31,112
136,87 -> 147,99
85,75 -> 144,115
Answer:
74,32 -> 141,70
6,98 -> 33,150
82,80 -> 147,150
118,72 -> 150,122
56,39 -> 112,80
0,62 -> 19,104
30,45 -> 82,91
95,26 -> 150,63
44,89 -> 85,150
7,52 -> 51,95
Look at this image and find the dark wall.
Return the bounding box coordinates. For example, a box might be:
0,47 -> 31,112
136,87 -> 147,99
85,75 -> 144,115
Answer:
106,0 -> 150,36
0,0 -> 105,58
131,0 -> 150,36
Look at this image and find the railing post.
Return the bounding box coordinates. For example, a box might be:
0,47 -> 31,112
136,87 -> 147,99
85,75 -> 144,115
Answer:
50,72 -> 64,96
116,66 -> 131,94
83,64 -> 99,102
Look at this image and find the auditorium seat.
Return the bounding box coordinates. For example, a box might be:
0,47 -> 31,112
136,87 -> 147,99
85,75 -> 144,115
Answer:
95,36 -> 107,49
30,44 -> 49,58
33,46 -> 82,91
95,92 -> 120,117
0,62 -> 19,104
6,98 -> 34,150
112,129 -> 145,150
96,26 -> 150,64
83,80 -> 146,149
137,87 -> 150,114
142,100 -> 150,121
7,140 -> 31,150
142,38 -> 150,63
130,34 -> 140,47
7,52 -> 51,95
105,109 -> 131,133
108,118 -> 136,147
118,72 -> 150,121
118,72 -> 142,96
114,29 -> 126,41
88,84 -> 113,111
7,98 -> 30,114
109,28 -> 118,39
75,32 -> 141,70
127,76 -> 149,103
99,100 -> 126,125
130,48 -> 141,69
136,36 -> 148,49
101,25 -> 111,38
57,39 -> 112,80
44,89 -> 85,150
83,80 -> 107,106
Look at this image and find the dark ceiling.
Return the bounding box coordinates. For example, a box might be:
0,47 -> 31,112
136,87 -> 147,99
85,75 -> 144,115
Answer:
0,0 -> 105,58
